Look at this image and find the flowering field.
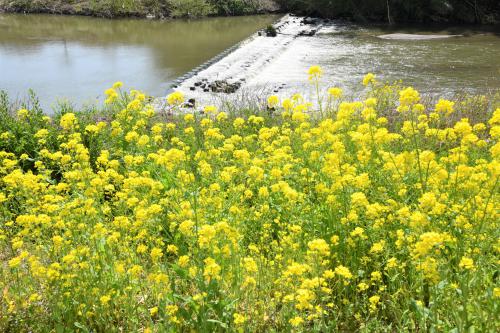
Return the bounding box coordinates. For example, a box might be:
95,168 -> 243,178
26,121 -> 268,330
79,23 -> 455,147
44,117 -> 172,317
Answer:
1,69 -> 499,332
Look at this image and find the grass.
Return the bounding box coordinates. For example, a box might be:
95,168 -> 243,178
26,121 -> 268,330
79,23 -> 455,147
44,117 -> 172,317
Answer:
0,71 -> 499,332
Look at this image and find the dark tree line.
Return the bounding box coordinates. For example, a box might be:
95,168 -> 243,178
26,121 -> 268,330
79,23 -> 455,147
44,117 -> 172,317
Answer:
1,0 -> 498,22
276,0 -> 500,24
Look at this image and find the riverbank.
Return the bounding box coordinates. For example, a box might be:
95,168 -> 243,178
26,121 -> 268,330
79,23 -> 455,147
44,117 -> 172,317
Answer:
0,0 -> 279,19
2,1 -> 499,23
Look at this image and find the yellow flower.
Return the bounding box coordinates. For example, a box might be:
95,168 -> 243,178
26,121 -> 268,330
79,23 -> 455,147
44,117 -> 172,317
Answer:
350,227 -> 365,238
307,239 -> 330,256
137,135 -> 150,146
370,241 -> 385,254
167,91 -> 185,106
435,99 -> 455,114
167,244 -> 178,254
203,257 -> 221,282
105,88 -> 116,96
419,192 -> 437,212
242,276 -> 256,288
335,265 -> 353,279
365,97 -> 377,107
137,244 -> 148,254
35,129 -> 49,139
459,256 -> 475,270
60,113 -> 77,130
371,271 -> 382,282
417,257 -> 440,283
17,108 -> 29,119
386,258 -> 398,269
282,98 -> 294,111
233,313 -> 246,325
242,257 -> 258,273
166,304 -> 179,315
127,99 -> 142,111
184,113 -> 195,122
217,112 -> 228,122
399,87 -> 420,107
100,295 -> 111,306
289,316 -> 304,327
2,70 -> 500,331
8,256 -> 22,268
112,81 -> 123,89
179,220 -> 195,236
292,111 -> 308,122
357,282 -> 369,292
204,105 -> 218,114
328,87 -> 343,98
105,89 -> 118,103
268,95 -> 280,108
362,73 -> 376,86
351,192 -> 369,208
413,232 -> 453,258
308,65 -> 323,81
150,247 -> 163,263
85,124 -> 99,134
369,295 -> 380,311
178,255 -> 190,268
233,117 -> 245,128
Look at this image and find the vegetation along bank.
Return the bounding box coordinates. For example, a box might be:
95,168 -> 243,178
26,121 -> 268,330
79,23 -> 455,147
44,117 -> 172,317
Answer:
1,0 -> 499,23
0,0 -> 278,18
1,69 -> 499,331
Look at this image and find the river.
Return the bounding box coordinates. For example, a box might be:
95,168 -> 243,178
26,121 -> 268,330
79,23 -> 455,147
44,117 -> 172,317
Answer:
0,13 -> 278,109
0,13 -> 499,110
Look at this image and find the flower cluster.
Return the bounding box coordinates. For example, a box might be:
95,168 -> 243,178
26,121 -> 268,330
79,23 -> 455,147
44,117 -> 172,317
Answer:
0,70 -> 499,332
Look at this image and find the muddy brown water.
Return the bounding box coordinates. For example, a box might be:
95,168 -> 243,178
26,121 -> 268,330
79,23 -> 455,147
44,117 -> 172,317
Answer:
0,13 -> 279,109
0,14 -> 499,110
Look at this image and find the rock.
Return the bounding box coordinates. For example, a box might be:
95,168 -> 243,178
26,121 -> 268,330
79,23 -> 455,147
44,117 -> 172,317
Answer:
190,87 -> 196,91
194,82 -> 202,87
207,80 -> 242,94
299,29 -> 317,37
302,17 -> 320,25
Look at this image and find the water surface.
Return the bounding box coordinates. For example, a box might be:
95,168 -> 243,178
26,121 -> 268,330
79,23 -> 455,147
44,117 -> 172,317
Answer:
0,13 -> 278,108
1,14 -> 499,110
245,21 -> 500,99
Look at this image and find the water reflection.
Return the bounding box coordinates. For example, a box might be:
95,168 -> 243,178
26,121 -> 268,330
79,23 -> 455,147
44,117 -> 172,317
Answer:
0,13 -> 279,108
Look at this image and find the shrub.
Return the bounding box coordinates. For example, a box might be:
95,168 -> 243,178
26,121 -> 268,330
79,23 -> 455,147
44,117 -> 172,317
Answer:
265,24 -> 277,36
1,69 -> 499,332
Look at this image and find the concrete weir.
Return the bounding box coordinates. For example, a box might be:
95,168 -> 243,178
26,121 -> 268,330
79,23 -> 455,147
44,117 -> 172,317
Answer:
157,14 -> 322,111
156,15 -> 467,113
